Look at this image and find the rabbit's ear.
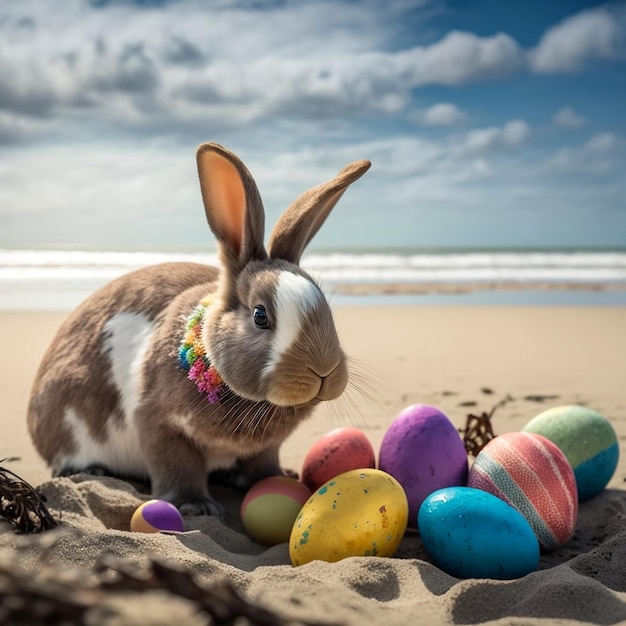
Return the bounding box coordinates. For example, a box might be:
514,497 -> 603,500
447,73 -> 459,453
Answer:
268,159 -> 371,264
197,143 -> 267,269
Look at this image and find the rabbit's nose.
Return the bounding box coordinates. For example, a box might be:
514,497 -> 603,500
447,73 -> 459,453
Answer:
308,363 -> 335,379
314,360 -> 348,402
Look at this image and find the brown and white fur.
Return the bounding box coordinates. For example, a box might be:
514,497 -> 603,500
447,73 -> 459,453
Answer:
27,142 -> 371,516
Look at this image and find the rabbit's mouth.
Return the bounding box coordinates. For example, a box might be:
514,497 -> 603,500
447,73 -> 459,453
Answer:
265,360 -> 348,407
293,397 -> 322,409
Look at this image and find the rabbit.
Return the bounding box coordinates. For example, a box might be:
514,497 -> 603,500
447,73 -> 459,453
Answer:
27,142 -> 371,516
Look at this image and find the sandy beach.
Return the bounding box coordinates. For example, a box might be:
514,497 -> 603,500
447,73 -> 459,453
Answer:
2,304 -> 626,624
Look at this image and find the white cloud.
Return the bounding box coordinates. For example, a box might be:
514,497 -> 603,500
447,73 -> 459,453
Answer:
0,2 -> 624,251
548,132 -> 619,174
0,1 -> 524,136
553,106 -> 586,128
415,103 -> 467,126
502,119 -> 530,145
460,120 -> 530,153
585,132 -> 616,152
0,111 -> 45,143
0,126 -> 623,250
0,122 -> 531,246
0,140 -> 206,247
530,7 -> 626,73
402,31 -> 523,86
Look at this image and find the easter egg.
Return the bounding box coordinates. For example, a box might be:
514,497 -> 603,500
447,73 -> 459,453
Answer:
378,404 -> 468,526
301,427 -> 376,492
241,476 -> 311,545
468,432 -> 578,550
130,499 -> 185,533
289,468 -> 408,566
522,405 -> 619,501
418,487 -> 540,580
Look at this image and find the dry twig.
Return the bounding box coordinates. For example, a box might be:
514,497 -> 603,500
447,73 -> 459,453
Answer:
0,458 -> 58,534
459,396 -> 512,457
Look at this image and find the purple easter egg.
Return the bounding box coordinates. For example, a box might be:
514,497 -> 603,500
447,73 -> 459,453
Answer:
379,404 -> 468,526
130,499 -> 185,533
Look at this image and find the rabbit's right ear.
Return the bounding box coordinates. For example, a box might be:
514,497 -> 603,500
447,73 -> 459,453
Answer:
268,159 -> 370,265
196,143 -> 267,274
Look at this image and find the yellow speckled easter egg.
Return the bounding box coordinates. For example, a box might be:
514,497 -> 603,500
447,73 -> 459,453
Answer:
289,468 -> 409,567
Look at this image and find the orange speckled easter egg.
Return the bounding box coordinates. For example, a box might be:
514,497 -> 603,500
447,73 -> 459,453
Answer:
301,427 -> 376,492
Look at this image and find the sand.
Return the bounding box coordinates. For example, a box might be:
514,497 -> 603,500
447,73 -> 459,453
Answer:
1,305 -> 626,624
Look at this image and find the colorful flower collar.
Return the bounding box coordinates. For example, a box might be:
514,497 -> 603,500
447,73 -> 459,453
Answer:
178,296 -> 227,404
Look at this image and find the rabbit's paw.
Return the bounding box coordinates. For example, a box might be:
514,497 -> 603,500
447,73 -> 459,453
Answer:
56,463 -> 112,478
210,466 -> 299,490
209,467 -> 255,491
172,494 -> 225,518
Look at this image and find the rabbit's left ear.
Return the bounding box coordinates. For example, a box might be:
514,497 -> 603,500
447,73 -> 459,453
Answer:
268,159 -> 371,264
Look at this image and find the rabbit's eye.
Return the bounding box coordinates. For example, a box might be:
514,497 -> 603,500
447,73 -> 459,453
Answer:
253,305 -> 270,329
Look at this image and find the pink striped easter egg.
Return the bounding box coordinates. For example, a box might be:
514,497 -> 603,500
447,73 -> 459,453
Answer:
468,432 -> 578,551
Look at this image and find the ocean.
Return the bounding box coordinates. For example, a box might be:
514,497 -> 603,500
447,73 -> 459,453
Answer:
1,248 -> 626,310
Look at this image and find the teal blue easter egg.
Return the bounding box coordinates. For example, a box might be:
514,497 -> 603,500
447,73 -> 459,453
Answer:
418,487 -> 540,580
522,405 -> 619,501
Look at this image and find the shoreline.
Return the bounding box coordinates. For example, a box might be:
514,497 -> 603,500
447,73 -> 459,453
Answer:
2,247 -> 626,310
3,281 -> 626,312
333,280 -> 626,295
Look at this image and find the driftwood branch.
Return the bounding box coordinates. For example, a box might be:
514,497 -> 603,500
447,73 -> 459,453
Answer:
0,535 -> 340,626
95,554 -> 335,626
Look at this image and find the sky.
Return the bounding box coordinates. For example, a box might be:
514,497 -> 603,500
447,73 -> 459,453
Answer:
0,0 -> 625,251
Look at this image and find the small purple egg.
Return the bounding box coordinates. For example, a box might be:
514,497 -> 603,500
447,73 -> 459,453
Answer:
379,404 -> 468,526
130,499 -> 185,533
